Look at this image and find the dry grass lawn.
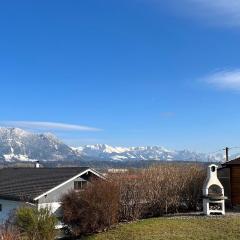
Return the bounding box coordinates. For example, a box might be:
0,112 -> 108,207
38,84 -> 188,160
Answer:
82,215 -> 240,240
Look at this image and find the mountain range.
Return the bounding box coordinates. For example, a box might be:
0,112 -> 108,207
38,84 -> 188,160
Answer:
0,127 -> 226,163
0,127 -> 78,162
73,145 -> 224,162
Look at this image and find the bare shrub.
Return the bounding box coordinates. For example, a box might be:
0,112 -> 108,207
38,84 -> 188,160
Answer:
142,165 -> 176,216
141,164 -> 205,216
112,164 -> 205,218
62,164 -> 205,235
61,180 -> 119,236
180,165 -> 206,210
115,173 -> 144,221
0,224 -> 20,240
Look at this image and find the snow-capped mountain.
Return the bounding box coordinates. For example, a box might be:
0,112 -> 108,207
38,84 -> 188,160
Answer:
0,127 -> 78,162
0,127 -> 227,163
73,144 -> 225,162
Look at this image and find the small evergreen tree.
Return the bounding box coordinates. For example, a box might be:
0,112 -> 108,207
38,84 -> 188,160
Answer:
16,207 -> 57,240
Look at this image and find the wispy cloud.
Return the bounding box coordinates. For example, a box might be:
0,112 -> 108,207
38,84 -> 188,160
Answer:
0,121 -> 102,132
162,0 -> 240,27
196,0 -> 240,25
202,69 -> 240,91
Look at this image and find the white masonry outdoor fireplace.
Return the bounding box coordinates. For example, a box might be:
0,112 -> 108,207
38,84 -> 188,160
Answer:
202,164 -> 226,215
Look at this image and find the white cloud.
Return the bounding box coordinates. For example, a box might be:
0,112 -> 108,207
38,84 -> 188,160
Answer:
161,0 -> 240,26
203,69 -> 240,91
0,121 -> 102,132
193,0 -> 240,24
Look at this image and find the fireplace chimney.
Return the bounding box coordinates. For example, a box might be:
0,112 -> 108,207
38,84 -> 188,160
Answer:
202,164 -> 226,215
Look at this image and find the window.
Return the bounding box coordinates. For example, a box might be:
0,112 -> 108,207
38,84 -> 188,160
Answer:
74,181 -> 87,190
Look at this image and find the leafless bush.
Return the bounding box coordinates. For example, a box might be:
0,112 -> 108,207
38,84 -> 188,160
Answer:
115,173 -> 144,221
0,223 -> 20,240
61,180 -> 119,236
180,165 -> 206,210
62,164 -> 205,235
141,164 -> 205,216
112,164 -> 205,218
142,165 -> 181,216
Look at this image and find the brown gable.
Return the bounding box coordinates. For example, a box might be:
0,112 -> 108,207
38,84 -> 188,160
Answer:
222,157 -> 240,167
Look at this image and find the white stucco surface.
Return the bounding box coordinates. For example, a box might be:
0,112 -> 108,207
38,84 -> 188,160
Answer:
202,164 -> 225,215
38,202 -> 62,216
0,199 -> 24,223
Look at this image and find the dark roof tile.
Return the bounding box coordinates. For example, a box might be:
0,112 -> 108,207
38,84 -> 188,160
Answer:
222,157 -> 240,166
0,167 -> 90,202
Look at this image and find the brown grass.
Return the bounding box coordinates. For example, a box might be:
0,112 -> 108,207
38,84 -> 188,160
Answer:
82,215 -> 240,240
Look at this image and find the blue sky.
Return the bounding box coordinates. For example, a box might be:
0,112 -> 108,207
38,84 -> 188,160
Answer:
1,0 -> 240,152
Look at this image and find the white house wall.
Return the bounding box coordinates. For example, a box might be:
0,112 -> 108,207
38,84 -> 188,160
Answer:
38,202 -> 62,216
0,175 -> 93,223
0,199 -> 25,223
38,176 -> 85,204
0,199 -> 62,224
37,176 -> 87,218
38,180 -> 74,204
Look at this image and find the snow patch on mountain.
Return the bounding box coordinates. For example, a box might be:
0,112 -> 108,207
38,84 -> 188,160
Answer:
0,127 -> 227,163
0,127 -> 78,162
72,144 -> 224,162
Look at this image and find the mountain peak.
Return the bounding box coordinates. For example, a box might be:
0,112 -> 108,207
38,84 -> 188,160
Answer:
74,144 -> 225,162
0,127 -> 27,134
0,127 -> 226,163
0,127 -> 75,162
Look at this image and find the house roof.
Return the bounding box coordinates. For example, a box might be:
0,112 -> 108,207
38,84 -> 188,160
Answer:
0,167 -> 96,202
221,157 -> 240,166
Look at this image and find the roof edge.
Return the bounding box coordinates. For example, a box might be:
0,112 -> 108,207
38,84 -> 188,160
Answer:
221,156 -> 240,166
33,168 -> 105,201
